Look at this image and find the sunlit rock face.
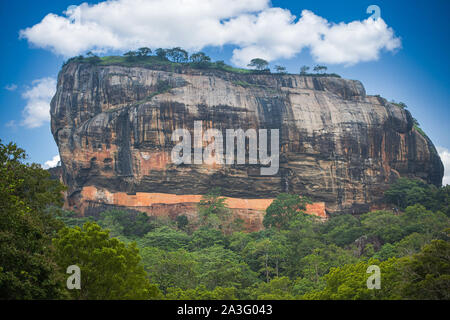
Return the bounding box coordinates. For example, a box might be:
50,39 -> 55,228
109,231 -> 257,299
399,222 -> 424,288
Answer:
50,61 -> 443,229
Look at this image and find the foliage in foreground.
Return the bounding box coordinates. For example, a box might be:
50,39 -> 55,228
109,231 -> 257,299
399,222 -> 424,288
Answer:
0,140 -> 67,299
0,139 -> 448,300
53,222 -> 161,299
303,240 -> 450,300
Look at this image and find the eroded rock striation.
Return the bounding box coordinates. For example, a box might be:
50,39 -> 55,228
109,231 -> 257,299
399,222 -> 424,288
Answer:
51,61 -> 443,229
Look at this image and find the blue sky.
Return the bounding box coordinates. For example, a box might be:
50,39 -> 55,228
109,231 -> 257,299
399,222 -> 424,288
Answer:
0,0 -> 448,182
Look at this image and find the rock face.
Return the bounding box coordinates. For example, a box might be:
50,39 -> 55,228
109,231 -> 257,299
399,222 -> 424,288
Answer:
51,61 -> 443,228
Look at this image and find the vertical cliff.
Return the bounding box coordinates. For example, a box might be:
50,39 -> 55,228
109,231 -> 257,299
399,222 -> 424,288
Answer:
50,61 -> 443,229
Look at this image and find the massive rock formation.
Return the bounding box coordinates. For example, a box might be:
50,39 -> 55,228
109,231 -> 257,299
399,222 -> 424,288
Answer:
50,61 -> 443,229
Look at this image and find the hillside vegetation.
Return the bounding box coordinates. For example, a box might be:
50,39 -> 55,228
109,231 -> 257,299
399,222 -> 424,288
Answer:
63,48 -> 341,77
0,139 -> 448,300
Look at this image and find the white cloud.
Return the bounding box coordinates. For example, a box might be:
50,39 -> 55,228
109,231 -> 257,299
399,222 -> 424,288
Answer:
437,146 -> 450,186
43,154 -> 61,169
21,77 -> 56,128
309,17 -> 401,65
5,84 -> 18,91
19,0 -> 401,66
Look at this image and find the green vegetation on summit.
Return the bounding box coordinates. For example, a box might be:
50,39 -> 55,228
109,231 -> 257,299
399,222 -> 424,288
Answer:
63,47 -> 341,77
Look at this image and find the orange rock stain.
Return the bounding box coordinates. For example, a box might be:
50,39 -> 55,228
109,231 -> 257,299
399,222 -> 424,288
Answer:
77,186 -> 327,231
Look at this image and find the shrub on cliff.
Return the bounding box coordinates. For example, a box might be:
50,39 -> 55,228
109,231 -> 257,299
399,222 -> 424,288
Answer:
384,178 -> 449,216
263,193 -> 311,230
385,178 -> 434,209
197,187 -> 236,234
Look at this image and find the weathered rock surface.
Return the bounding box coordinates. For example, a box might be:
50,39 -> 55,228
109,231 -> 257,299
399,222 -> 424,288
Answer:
50,61 -> 443,228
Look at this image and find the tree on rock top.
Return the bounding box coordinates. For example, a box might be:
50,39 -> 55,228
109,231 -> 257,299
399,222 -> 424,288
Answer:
247,58 -> 269,71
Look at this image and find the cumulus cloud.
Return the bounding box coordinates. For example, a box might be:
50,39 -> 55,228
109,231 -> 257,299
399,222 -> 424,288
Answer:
437,146 -> 450,186
21,77 -> 56,128
5,84 -> 18,91
19,0 -> 401,66
43,155 -> 61,169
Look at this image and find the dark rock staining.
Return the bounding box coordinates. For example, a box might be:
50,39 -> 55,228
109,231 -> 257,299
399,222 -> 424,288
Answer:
50,61 -> 444,221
